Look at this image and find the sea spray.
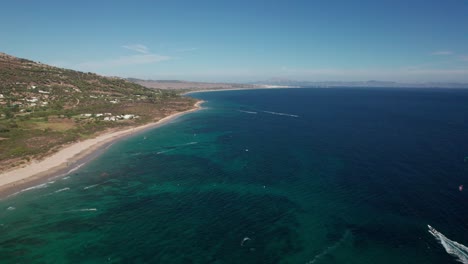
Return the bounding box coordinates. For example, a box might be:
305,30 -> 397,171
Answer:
428,225 -> 468,263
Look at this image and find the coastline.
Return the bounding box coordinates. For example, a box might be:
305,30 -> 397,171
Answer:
0,100 -> 204,198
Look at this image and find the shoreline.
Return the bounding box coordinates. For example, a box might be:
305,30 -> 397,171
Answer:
0,100 -> 204,198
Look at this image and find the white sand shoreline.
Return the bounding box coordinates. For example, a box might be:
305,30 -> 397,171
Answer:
0,100 -> 204,196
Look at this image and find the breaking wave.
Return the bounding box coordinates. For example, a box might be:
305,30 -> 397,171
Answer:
83,180 -> 113,190
66,162 -> 87,175
83,184 -> 99,190
428,225 -> 468,263
54,187 -> 70,193
7,183 -> 50,197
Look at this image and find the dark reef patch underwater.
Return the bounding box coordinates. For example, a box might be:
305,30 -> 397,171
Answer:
1,88 -> 468,263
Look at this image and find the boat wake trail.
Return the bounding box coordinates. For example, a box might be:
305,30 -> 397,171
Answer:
306,230 -> 351,264
263,111 -> 299,118
428,225 -> 468,263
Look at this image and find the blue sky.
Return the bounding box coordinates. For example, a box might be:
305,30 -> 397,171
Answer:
1,0 -> 468,82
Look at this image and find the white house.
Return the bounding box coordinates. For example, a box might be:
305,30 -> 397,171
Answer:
104,116 -> 117,121
26,98 -> 38,103
123,114 -> 135,120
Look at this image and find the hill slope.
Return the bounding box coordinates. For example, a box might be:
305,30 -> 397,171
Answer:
0,52 -> 195,170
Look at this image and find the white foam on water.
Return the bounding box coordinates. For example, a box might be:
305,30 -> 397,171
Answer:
68,208 -> 98,212
238,110 -> 258,114
83,184 -> 99,190
7,183 -> 49,197
104,143 -> 114,150
156,149 -> 175,155
428,225 -> 468,263
241,237 -> 252,246
263,110 -> 299,118
6,206 -> 15,211
66,162 -> 87,175
83,180 -> 113,190
176,141 -> 198,146
54,187 -> 70,193
306,230 -> 351,264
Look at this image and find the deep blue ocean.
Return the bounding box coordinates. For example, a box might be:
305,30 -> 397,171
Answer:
1,88 -> 468,263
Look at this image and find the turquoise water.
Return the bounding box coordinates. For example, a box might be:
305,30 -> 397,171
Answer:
1,88 -> 468,263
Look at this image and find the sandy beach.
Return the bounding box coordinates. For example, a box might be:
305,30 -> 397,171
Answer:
0,100 -> 204,196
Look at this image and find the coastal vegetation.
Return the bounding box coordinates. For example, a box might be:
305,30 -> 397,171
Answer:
0,52 -> 196,170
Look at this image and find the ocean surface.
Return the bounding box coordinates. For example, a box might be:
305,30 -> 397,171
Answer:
1,88 -> 468,263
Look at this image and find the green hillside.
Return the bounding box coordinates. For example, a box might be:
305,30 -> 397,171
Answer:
0,52 -> 195,170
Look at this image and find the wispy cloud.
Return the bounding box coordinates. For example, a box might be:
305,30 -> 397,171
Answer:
74,45 -> 171,73
122,44 -> 150,54
459,55 -> 468,61
431,50 -> 453,56
76,54 -> 170,70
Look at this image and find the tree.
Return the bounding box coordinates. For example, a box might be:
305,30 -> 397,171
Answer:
3,108 -> 14,119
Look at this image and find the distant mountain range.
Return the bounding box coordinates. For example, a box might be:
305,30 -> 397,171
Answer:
129,77 -> 468,90
128,78 -> 258,90
252,79 -> 468,89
